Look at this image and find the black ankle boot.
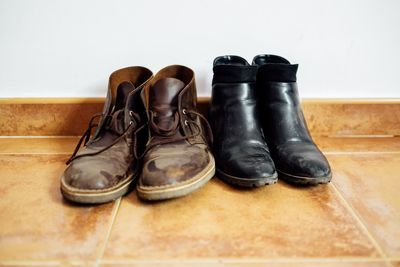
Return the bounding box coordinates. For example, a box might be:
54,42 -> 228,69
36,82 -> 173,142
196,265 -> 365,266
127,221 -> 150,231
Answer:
253,54 -> 331,185
209,55 -> 277,187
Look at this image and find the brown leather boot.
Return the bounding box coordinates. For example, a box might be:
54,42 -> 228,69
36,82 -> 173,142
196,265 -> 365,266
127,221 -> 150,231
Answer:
137,65 -> 215,201
60,66 -> 153,204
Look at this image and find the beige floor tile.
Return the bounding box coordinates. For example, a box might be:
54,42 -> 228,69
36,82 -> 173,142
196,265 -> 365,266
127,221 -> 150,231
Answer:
0,137 -> 78,154
314,137 -> 400,153
1,137 -> 398,262
0,155 -> 115,261
329,154 -> 400,257
103,178 -> 378,260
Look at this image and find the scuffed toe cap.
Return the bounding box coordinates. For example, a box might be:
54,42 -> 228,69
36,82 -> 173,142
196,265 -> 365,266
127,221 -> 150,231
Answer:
220,154 -> 276,179
140,145 -> 211,188
289,153 -> 331,178
217,144 -> 276,179
276,142 -> 331,178
62,157 -> 127,190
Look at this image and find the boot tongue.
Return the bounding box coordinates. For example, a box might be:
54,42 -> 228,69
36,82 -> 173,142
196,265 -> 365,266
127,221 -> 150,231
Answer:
149,77 -> 185,132
150,78 -> 184,107
115,81 -> 135,110
110,81 -> 136,134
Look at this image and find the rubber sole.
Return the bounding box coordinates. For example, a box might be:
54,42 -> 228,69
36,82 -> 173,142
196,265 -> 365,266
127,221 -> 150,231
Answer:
136,153 -> 216,201
216,168 -> 278,188
277,169 -> 332,185
60,173 -> 136,204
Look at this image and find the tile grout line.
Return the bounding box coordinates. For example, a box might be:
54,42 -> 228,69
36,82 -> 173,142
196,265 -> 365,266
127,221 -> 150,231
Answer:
329,183 -> 388,261
95,197 -> 122,267
325,151 -> 400,155
0,260 -> 99,266
0,153 -> 71,155
98,257 -> 392,264
0,136 -> 81,138
2,152 -> 400,157
0,260 -> 60,266
0,152 -> 72,156
2,257 -> 398,266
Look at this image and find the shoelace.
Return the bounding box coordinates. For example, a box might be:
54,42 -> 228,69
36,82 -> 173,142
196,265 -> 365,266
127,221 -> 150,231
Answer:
149,109 -> 180,137
133,108 -> 213,159
66,110 -> 140,165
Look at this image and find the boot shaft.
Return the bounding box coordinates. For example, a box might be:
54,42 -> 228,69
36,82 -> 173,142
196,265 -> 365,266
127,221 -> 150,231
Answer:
93,66 -> 153,140
253,54 -> 331,184
254,55 -> 312,146
210,56 -> 265,145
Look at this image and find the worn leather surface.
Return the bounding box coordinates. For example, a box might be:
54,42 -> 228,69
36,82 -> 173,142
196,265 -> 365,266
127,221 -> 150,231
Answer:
210,56 -> 276,179
254,55 -> 331,179
63,137 -> 132,189
141,140 -> 210,187
140,66 -> 212,188
63,67 -> 153,190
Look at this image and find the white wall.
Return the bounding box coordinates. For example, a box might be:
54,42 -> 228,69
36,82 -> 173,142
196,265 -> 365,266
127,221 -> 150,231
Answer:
0,0 -> 399,98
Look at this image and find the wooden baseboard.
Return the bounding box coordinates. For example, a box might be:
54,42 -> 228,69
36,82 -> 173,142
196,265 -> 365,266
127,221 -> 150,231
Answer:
0,98 -> 399,136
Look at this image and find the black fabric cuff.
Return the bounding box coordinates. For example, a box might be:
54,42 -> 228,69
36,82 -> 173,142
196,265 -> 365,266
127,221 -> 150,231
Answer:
212,65 -> 258,84
257,64 -> 298,83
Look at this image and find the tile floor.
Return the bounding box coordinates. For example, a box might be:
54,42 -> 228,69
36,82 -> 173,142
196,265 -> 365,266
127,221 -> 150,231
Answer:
0,136 -> 399,266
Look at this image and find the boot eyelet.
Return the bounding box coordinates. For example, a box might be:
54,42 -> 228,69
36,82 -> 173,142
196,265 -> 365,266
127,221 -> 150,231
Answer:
184,120 -> 189,126
129,111 -> 134,117
182,109 -> 187,115
129,121 -> 134,125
